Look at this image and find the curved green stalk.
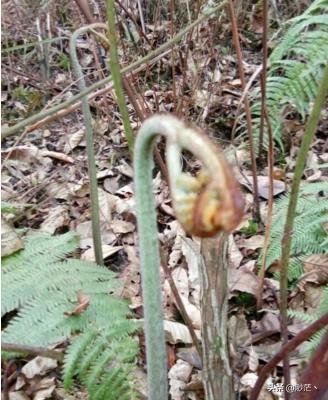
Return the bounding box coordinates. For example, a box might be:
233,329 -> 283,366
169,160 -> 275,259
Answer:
106,0 -> 134,151
134,114 -> 244,399
70,24 -> 107,265
2,0 -> 228,139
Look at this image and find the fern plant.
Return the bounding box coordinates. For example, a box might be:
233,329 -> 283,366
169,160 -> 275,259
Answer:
240,0 -> 328,150
1,231 -> 140,400
261,181 -> 328,281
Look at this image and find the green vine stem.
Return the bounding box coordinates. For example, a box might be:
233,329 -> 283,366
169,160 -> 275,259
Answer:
70,23 -> 108,265
1,1 -> 228,140
279,64 -> 328,390
106,0 -> 134,151
134,114 -> 244,399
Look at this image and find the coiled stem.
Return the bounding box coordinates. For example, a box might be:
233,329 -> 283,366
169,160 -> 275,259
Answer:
134,114 -> 244,399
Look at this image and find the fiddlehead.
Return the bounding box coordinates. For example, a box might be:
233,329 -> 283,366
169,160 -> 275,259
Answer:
134,114 -> 244,399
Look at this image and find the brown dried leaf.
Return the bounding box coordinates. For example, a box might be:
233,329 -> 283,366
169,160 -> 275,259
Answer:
1,219 -> 24,257
171,267 -> 201,328
75,220 -> 116,249
120,245 -> 141,299
229,236 -> 244,268
297,254 -> 328,291
64,290 -> 90,316
228,314 -> 252,349
9,392 -> 30,400
164,320 -> 201,345
168,360 -> 193,400
103,176 -> 120,193
64,128 -> 85,153
31,377 -> 56,400
41,150 -> 74,164
239,235 -> 264,250
81,245 -> 123,262
2,145 -> 40,162
229,265 -> 260,297
239,175 -> 285,199
21,357 -> 57,379
98,188 -> 115,222
40,205 -> 69,234
116,159 -> 134,178
110,219 -> 135,234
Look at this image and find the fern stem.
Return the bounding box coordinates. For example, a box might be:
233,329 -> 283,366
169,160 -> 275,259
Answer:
134,120 -> 170,400
134,114 -> 244,399
70,24 -> 107,265
106,0 -> 134,151
279,64 -> 328,390
2,0 -> 228,139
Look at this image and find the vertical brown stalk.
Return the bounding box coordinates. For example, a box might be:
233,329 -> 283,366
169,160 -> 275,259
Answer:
258,0 -> 269,159
74,0 -> 96,23
257,0 -> 275,323
257,108 -> 274,310
170,0 -> 177,109
227,0 -> 260,222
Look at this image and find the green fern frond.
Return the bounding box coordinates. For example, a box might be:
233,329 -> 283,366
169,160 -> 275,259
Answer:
270,14 -> 328,63
2,231 -> 79,271
239,0 -> 328,150
64,330 -> 139,400
260,182 -> 328,281
63,329 -> 99,389
2,232 -> 140,399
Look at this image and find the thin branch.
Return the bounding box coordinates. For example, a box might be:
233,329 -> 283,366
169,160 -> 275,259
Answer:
170,0 -> 177,110
2,342 -> 64,362
74,0 -> 97,23
257,1 -> 274,317
257,107 -> 274,310
230,64 -> 263,143
227,0 -> 260,222
258,0 -> 269,158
